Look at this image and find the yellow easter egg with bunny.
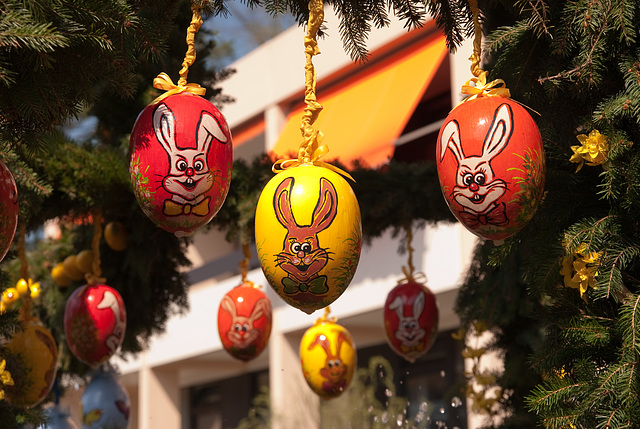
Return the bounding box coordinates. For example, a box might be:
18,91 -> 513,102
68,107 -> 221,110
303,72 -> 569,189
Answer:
299,319 -> 356,399
255,164 -> 361,314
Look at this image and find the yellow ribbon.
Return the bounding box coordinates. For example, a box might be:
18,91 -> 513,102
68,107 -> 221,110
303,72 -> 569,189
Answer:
272,131 -> 355,182
461,71 -> 511,101
271,0 -> 354,183
151,72 -> 206,104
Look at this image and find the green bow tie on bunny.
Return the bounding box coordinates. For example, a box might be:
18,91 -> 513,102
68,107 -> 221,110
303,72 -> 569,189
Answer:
282,276 -> 328,294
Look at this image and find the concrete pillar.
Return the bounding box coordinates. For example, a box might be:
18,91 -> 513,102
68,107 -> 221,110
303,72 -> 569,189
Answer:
138,358 -> 181,429
269,307 -> 320,429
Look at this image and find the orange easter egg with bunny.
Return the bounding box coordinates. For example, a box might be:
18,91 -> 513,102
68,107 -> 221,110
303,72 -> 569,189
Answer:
436,97 -> 545,241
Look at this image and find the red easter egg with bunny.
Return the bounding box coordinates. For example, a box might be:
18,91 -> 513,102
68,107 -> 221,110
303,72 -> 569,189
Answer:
64,284 -> 126,367
217,283 -> 272,362
384,280 -> 438,363
436,97 -> 545,241
0,159 -> 18,263
129,92 -> 233,237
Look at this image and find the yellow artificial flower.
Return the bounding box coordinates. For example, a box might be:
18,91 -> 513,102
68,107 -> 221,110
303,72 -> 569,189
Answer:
15,278 -> 40,299
570,129 -> 609,172
1,288 -> 19,310
0,359 -> 14,401
560,244 -> 602,302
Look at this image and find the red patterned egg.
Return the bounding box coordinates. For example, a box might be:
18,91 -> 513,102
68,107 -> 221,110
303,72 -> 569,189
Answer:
217,283 -> 272,361
436,97 -> 545,241
299,319 -> 356,399
64,284 -> 126,367
0,159 -> 18,262
384,280 -> 438,363
4,319 -> 58,408
129,92 -> 233,237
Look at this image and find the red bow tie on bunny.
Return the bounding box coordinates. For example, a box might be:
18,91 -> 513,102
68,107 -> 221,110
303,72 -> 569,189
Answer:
458,202 -> 508,227
163,196 -> 210,216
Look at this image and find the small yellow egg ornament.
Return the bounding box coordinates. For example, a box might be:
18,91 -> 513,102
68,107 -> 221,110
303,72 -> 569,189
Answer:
299,316 -> 356,399
255,164 -> 361,314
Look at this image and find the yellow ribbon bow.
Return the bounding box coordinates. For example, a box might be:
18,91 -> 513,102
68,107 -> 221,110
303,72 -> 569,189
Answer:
461,71 -> 511,102
152,72 -> 206,104
163,197 -> 210,216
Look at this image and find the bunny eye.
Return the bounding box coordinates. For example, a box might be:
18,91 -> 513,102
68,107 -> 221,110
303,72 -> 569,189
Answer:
194,160 -> 205,171
335,359 -> 342,366
291,242 -> 302,253
242,323 -> 250,332
233,323 -> 242,332
474,173 -> 486,185
462,173 -> 474,186
176,160 -> 188,172
301,242 -> 312,253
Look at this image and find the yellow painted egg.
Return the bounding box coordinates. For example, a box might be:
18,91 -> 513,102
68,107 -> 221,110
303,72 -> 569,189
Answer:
255,164 -> 361,314
4,319 -> 58,407
299,320 -> 356,399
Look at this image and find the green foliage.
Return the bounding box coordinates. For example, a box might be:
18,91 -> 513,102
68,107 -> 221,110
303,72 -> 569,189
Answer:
451,1 -> 640,428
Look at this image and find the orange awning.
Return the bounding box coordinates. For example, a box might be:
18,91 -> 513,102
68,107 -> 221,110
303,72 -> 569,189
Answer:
272,33 -> 448,168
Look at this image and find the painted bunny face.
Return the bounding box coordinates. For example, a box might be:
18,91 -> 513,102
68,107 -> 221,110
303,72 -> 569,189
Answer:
439,103 -> 513,215
153,103 -> 228,203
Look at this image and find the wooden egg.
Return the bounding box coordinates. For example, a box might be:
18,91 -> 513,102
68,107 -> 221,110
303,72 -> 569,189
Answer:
4,319 -> 58,408
217,283 -> 272,361
64,284 -> 126,367
255,164 -> 362,314
129,92 -> 233,237
299,320 -> 356,399
383,280 -> 438,363
436,97 -> 545,241
0,159 -> 18,262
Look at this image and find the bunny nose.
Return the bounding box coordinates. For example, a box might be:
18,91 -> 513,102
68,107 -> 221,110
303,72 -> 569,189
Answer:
469,182 -> 479,192
185,167 -> 195,177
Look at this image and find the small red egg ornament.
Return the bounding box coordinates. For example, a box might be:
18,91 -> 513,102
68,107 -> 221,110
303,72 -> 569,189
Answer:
217,283 -> 272,361
299,318 -> 356,399
0,159 -> 18,262
384,281 -> 438,363
436,97 -> 545,241
64,284 -> 126,367
255,165 -> 362,314
4,319 -> 58,408
129,92 -> 233,237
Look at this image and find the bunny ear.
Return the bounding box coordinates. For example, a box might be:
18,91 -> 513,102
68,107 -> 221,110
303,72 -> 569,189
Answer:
220,295 -> 237,319
413,291 -> 425,318
308,334 -> 332,356
439,119 -> 464,163
483,103 -> 513,158
153,104 -> 177,154
274,177 -> 296,228
197,111 -> 228,154
388,295 -> 405,318
249,298 -> 271,323
311,178 -> 338,232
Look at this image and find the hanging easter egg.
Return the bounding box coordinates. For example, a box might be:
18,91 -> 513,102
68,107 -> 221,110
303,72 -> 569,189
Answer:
0,159 -> 18,263
436,97 -> 545,241
64,284 -> 126,367
384,280 -> 439,363
255,164 -> 362,314
299,318 -> 356,399
218,282 -> 272,361
37,406 -> 79,429
129,92 -> 233,237
81,369 -> 130,429
4,319 -> 58,407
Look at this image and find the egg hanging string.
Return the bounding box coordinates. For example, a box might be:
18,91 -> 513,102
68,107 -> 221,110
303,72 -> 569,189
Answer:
398,224 -> 427,285
315,306 -> 337,325
152,1 -> 207,104
460,0 -> 510,102
85,210 -> 106,286
271,0 -> 353,181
